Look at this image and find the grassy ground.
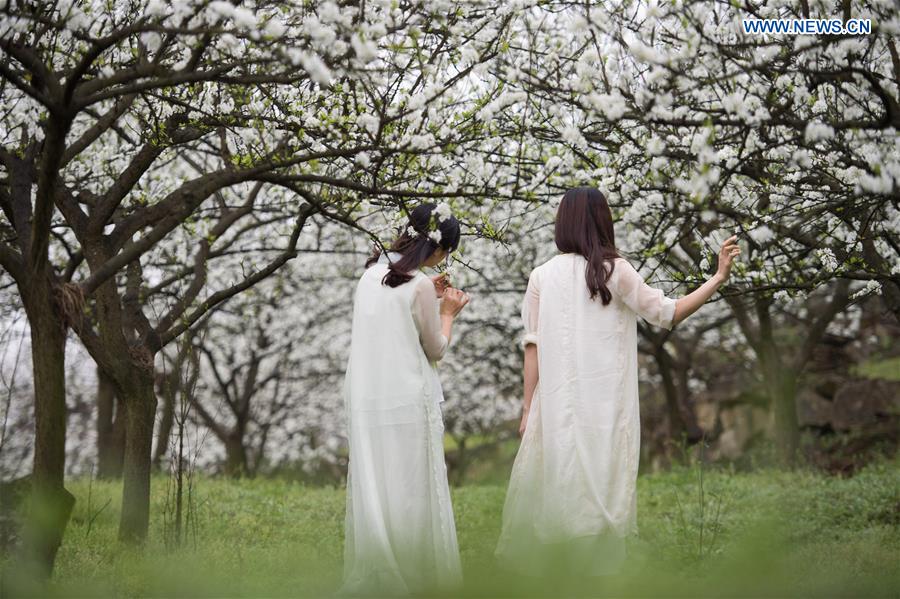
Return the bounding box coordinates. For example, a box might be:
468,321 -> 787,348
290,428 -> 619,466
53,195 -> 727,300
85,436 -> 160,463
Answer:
6,455 -> 896,598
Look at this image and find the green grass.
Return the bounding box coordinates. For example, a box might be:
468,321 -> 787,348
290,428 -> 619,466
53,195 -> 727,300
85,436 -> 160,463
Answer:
6,457 -> 899,598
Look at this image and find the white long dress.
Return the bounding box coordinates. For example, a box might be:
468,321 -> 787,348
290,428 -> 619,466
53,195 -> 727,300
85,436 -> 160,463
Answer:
495,254 -> 677,576
339,252 -> 463,596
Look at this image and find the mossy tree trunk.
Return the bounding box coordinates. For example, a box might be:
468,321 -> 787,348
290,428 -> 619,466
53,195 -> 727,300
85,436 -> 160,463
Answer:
117,369 -> 158,543
96,367 -> 125,478
19,280 -> 75,577
0,116 -> 78,578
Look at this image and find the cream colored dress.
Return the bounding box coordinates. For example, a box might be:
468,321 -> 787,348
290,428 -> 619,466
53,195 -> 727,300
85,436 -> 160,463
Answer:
495,254 -> 677,575
340,252 -> 462,596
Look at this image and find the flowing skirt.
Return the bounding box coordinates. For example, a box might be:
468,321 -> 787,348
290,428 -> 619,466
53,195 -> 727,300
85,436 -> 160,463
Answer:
340,397 -> 462,596
494,384 -> 631,577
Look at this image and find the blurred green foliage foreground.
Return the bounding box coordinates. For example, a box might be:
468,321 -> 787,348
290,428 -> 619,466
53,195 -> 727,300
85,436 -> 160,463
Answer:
5,458 -> 898,598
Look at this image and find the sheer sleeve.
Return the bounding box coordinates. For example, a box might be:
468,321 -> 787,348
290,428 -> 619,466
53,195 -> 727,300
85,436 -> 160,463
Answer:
412,276 -> 449,362
612,258 -> 677,330
521,268 -> 541,349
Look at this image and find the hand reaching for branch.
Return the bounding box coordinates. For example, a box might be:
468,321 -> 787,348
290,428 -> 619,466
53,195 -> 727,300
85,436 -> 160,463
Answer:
672,234 -> 742,327
716,234 -> 741,282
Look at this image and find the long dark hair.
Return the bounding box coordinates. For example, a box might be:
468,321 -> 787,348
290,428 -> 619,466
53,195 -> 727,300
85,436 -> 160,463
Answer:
365,203 -> 461,287
555,187 -> 620,305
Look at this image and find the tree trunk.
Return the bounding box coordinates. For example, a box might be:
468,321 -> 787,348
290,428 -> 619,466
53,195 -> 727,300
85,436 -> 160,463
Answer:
770,369 -> 799,466
27,293 -> 67,499
737,297 -> 802,466
654,347 -> 704,451
657,349 -> 686,444
759,348 -> 800,465
19,285 -> 74,577
224,434 -> 249,478
118,374 -> 158,543
674,360 -> 704,444
152,385 -> 175,471
96,367 -> 125,478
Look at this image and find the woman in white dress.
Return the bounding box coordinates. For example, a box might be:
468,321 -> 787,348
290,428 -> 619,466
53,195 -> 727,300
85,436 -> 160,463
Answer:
340,203 -> 470,596
495,188 -> 740,576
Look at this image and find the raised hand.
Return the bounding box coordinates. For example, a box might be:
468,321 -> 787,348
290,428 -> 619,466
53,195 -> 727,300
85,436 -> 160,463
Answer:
440,287 -> 470,317
431,273 -> 450,298
716,235 -> 741,282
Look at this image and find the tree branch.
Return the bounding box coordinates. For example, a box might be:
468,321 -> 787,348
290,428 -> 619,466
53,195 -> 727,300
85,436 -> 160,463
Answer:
157,203 -> 316,348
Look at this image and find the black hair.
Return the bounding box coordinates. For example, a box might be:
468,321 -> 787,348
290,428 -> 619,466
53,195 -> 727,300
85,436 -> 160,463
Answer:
365,203 -> 461,287
555,187 -> 620,304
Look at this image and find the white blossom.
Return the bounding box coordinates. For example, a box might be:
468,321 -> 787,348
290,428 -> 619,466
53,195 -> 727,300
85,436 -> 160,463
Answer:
351,35 -> 378,63
748,225 -> 775,245
816,248 -> 839,271
231,6 -> 256,29
208,1 -> 234,18
804,121 -> 834,143
357,113 -> 380,136
560,124 -> 587,149
850,279 -> 882,299
298,52 -> 332,86
263,18 -> 286,39
407,133 -> 435,150
647,136 -> 666,156
773,290 -> 792,303
144,0 -> 168,18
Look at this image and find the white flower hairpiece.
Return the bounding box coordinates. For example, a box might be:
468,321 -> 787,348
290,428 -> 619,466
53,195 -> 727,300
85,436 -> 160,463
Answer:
434,202 -> 452,221
402,203 -> 453,245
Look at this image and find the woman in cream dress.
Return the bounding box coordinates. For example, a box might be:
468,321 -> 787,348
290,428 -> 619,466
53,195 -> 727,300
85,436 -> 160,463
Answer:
495,188 -> 739,576
340,204 -> 470,596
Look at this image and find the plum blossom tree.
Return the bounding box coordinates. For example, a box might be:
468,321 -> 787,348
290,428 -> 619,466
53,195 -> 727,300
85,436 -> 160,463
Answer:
0,0 -> 548,567
180,253 -> 351,478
